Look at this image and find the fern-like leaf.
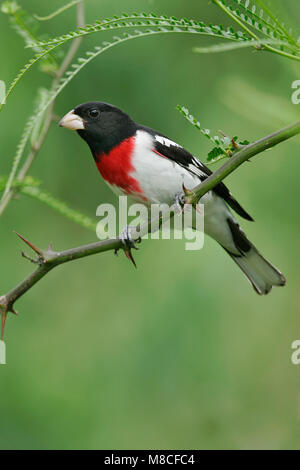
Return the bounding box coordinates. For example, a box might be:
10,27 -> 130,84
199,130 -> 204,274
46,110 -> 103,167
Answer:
213,0 -> 300,57
27,13 -> 250,48
241,0 -> 298,46
0,16 -> 250,112
177,106 -> 228,147
177,105 -> 250,164
231,0 -> 297,46
0,88 -> 50,202
1,1 -> 58,73
0,45 -> 56,112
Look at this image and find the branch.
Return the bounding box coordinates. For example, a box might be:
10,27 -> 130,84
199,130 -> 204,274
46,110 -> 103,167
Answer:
0,1 -> 85,216
1,120 -> 300,338
186,119 -> 300,204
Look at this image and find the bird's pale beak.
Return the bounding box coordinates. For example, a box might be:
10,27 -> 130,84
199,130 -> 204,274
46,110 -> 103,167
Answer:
59,110 -> 85,130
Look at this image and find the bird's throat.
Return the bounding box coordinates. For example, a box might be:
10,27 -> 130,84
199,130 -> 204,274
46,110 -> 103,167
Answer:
94,136 -> 144,197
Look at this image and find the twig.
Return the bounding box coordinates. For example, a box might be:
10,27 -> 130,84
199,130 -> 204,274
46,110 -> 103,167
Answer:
1,119 -> 300,337
0,1 -> 85,216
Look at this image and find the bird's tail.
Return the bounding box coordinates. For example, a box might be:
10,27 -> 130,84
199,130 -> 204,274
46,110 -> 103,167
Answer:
224,218 -> 286,295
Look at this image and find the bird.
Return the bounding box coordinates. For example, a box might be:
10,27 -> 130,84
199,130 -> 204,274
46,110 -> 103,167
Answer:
59,101 -> 286,295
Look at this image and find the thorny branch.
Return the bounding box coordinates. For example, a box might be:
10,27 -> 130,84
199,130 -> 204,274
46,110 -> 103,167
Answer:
1,120 -> 300,338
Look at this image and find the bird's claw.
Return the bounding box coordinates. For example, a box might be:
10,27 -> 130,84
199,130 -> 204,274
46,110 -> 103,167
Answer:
120,225 -> 140,250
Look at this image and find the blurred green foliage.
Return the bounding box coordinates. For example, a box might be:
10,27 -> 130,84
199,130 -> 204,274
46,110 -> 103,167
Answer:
0,0 -> 300,450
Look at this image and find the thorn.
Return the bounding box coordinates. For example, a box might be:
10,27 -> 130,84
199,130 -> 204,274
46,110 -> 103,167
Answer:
193,204 -> 203,215
182,183 -> 189,195
9,307 -> 18,316
182,183 -> 194,199
180,184 -> 195,208
124,249 -> 137,269
14,231 -> 42,255
231,137 -> 239,150
48,241 -> 53,251
218,130 -> 228,138
231,138 -> 242,152
1,312 -> 6,341
119,226 -> 140,268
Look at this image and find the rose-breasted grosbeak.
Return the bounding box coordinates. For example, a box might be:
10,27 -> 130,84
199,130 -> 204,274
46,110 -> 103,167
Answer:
59,101 -> 286,295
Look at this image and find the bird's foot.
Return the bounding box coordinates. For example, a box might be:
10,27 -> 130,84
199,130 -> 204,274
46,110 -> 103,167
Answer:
174,192 -> 187,213
117,225 -> 141,268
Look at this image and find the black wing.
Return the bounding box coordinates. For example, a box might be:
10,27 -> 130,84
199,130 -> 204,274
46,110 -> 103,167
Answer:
139,125 -> 253,222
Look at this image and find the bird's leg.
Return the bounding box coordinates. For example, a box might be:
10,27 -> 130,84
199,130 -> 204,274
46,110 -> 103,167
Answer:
174,191 -> 187,214
120,225 -> 141,250
117,225 -> 141,268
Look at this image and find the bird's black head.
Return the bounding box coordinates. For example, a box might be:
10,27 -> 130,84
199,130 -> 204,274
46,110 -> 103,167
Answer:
59,101 -> 137,154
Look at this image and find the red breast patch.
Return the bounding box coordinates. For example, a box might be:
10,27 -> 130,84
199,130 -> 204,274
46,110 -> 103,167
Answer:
95,136 -> 144,196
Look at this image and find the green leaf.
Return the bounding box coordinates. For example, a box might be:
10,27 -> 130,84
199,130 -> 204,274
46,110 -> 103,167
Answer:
247,0 -> 298,46
207,147 -> 225,161
0,87 -> 50,203
1,1 -> 58,73
213,0 -> 300,59
177,105 -> 227,153
26,13 -> 249,48
1,15 -> 250,111
177,105 -> 251,164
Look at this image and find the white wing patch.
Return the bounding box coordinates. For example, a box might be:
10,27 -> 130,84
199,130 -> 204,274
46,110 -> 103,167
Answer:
154,135 -> 181,148
155,133 -> 207,181
188,157 -> 207,179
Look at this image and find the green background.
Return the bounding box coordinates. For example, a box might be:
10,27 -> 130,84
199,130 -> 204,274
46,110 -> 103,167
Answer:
0,0 -> 300,450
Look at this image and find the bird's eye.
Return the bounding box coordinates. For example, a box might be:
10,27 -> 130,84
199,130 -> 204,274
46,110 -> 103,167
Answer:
88,109 -> 100,119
